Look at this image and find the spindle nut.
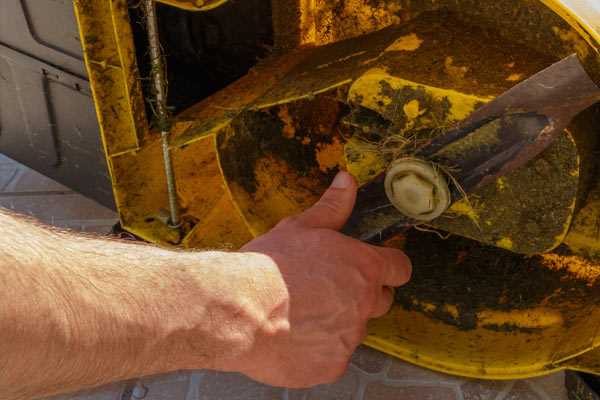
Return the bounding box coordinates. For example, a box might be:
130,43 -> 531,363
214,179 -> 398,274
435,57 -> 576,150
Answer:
384,158 -> 451,221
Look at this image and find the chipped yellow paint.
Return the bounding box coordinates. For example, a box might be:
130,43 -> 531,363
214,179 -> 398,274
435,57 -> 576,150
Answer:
344,137 -> 386,185
496,177 -> 507,191
444,304 -> 459,319
570,168 -> 580,177
255,79 -> 353,110
360,56 -> 384,66
552,26 -> 591,58
550,161 -> 579,253
539,0 -> 600,55
316,51 -> 367,69
541,253 -> 600,283
403,99 -> 423,119
566,232 -> 600,255
316,137 -> 345,172
309,0 -> 402,46
299,0 -> 317,44
73,0 -> 145,157
565,190 -> 600,257
444,56 -> 469,80
348,69 -> 492,121
384,33 -> 424,52
496,237 -> 514,250
412,299 -> 436,314
478,308 -> 564,330
278,106 -> 296,138
448,199 -> 480,226
347,67 -> 393,110
506,73 -> 524,81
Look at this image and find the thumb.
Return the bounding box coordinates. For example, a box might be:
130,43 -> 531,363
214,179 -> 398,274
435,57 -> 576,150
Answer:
294,171 -> 357,230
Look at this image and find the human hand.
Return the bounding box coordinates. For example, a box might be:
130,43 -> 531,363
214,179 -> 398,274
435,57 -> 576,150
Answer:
235,171 -> 412,388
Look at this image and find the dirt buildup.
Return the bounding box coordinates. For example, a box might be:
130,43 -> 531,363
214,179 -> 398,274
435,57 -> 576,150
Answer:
394,230 -> 600,331
433,118 -> 502,161
371,10 -> 558,98
219,95 -> 346,195
431,130 -> 579,255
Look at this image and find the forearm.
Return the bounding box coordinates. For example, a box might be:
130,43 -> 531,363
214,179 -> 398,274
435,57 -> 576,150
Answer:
0,209 -> 276,399
0,171 -> 412,396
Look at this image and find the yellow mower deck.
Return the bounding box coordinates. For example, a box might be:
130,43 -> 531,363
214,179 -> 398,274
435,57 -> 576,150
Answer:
74,0 -> 600,379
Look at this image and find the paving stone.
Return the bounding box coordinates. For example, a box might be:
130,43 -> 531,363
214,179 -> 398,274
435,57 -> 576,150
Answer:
1,166 -> 71,193
461,379 -> 509,400
0,164 -> 20,191
0,153 -> 15,164
51,219 -> 117,233
287,388 -> 310,400
502,381 -> 543,400
139,372 -> 191,400
81,223 -> 117,234
284,389 -> 310,400
0,193 -> 116,222
195,371 -> 284,400
387,358 -> 463,384
46,382 -> 125,400
364,382 -> 458,400
526,373 -> 568,399
351,346 -> 389,374
305,369 -> 360,400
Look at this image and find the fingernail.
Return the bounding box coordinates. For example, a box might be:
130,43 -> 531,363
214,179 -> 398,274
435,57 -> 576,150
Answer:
331,171 -> 352,189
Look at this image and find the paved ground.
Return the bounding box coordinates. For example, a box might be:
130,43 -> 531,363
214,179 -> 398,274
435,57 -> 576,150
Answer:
0,153 -> 568,400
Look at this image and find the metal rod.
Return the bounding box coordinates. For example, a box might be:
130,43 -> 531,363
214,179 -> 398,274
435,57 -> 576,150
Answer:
143,0 -> 180,228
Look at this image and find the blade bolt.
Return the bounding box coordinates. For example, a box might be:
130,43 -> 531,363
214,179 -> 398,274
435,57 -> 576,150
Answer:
384,158 -> 451,221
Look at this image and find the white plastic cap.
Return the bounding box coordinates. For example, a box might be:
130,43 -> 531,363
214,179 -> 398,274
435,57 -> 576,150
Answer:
384,158 -> 451,221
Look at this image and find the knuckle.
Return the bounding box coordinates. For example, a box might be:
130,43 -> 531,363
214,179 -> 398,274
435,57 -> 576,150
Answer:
302,229 -> 329,249
360,286 -> 378,313
354,260 -> 383,289
318,195 -> 345,214
358,246 -> 386,279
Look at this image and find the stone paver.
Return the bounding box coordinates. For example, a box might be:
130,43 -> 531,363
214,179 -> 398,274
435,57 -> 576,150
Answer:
0,164 -> 70,193
0,154 -> 116,232
363,382 -> 459,400
194,372 -> 284,400
387,356 -> 462,384
350,346 -> 389,375
527,374 -> 569,400
47,383 -> 126,400
138,372 -> 191,400
1,154 -> 570,400
305,369 -> 360,400
504,381 -> 544,400
461,380 -> 510,400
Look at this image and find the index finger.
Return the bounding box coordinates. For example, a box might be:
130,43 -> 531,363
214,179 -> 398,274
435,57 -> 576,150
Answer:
370,246 -> 412,287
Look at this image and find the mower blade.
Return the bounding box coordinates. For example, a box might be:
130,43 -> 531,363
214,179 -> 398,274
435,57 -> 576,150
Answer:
343,54 -> 600,243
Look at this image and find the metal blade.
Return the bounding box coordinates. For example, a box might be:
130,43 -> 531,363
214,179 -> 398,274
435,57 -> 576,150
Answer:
343,54 -> 600,243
